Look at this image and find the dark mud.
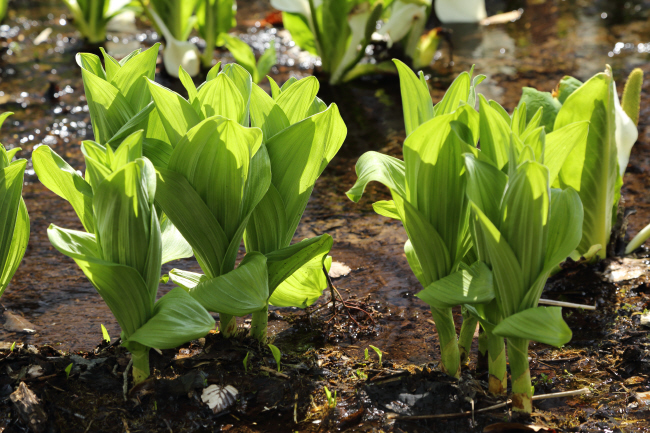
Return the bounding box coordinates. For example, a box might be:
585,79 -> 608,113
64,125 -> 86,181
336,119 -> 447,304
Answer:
0,0 -> 649,431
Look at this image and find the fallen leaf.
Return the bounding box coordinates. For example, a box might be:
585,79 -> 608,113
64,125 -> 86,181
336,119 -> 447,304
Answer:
3,311 -> 36,334
484,423 -> 556,433
636,391 -> 650,406
201,385 -> 238,414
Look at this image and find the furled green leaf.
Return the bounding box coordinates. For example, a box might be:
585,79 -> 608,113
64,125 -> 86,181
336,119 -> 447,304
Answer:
478,95 -> 512,170
543,121 -> 589,184
417,261 -> 494,308
493,306 -> 572,347
250,84 -> 290,142
124,287 -> 214,349
393,59 -> 433,136
147,79 -> 200,147
0,199 -> 29,296
555,68 -> 617,259
32,146 -> 95,233
517,87 -> 561,132
275,76 -> 320,124
346,151 -> 406,202
189,253 -> 269,314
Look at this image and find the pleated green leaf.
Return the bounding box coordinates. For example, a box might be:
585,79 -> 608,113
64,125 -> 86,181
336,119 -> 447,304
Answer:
493,306 -> 572,347
268,253 -> 329,308
147,79 -> 200,147
275,76 -> 319,124
266,234 -> 333,295
0,161 -> 28,296
196,73 -> 245,123
48,225 -> 153,338
78,61 -> 135,144
264,104 -> 346,243
32,146 -> 95,233
250,84 -> 290,142
155,167 -> 229,279
393,193 -> 451,286
434,71 -> 471,116
244,184 -> 288,254
556,67 -> 617,259
168,116 -> 263,240
160,213 -> 193,264
220,63 -> 253,125
393,59 -> 433,136
544,121 -> 589,185
373,200 -> 401,220
417,261 -> 494,309
499,161 -> 549,293
347,151 -> 406,202
168,268 -> 208,291
124,287 -> 215,350
478,95 -> 511,170
0,198 -> 29,296
469,202 -> 524,318
517,87 -> 561,133
404,239 -> 425,287
104,44 -> 159,112
189,253 -> 269,314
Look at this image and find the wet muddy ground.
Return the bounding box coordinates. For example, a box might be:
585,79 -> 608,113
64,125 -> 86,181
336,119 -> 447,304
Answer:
0,0 -> 650,431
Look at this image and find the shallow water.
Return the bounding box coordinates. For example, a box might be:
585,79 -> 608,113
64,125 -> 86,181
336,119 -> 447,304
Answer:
0,0 -> 649,363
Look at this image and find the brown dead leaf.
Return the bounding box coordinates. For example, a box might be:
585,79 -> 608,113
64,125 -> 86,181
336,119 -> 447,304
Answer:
3,311 -> 36,334
636,391 -> 650,406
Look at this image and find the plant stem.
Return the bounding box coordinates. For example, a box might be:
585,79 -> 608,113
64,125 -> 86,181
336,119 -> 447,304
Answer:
458,310 -> 477,365
487,332 -> 506,395
250,305 -> 268,342
220,313 -> 237,338
200,0 -> 215,67
507,337 -> 532,413
430,306 -> 459,378
131,347 -> 150,385
477,326 -> 488,371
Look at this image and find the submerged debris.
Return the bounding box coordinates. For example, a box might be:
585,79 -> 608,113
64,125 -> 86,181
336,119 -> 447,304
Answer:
3,311 -> 36,334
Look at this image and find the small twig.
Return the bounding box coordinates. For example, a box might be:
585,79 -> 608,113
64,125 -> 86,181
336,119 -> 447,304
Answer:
259,365 -> 290,379
538,299 -> 596,310
322,266 -> 375,327
84,419 -> 95,433
537,356 -> 581,363
123,358 -> 133,402
387,387 -> 591,420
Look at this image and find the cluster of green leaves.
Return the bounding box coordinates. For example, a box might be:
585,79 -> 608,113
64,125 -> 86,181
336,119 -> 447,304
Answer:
40,131 -> 214,384
147,61 -> 345,340
35,46 -> 345,380
62,0 -> 136,44
518,67 -> 643,260
271,0 -> 439,84
0,112 -> 30,300
348,60 -> 590,413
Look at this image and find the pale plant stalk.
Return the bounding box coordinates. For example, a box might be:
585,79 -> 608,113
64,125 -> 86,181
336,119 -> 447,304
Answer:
431,307 -> 460,378
487,332 -> 506,394
458,311 -> 478,365
250,305 -> 269,341
508,337 -> 533,413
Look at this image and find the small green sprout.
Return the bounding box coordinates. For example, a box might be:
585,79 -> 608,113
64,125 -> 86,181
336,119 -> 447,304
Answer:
356,369 -> 368,380
364,348 -> 369,361
243,351 -> 251,373
268,344 -> 281,372
369,345 -> 382,365
10,342 -> 15,352
64,363 -> 73,379
324,386 -> 337,408
100,324 -> 110,343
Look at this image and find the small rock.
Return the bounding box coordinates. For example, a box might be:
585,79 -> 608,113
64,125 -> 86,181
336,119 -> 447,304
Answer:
603,259 -> 647,282
201,385 -> 238,414
3,311 -> 36,334
329,262 -> 351,279
10,382 -> 48,433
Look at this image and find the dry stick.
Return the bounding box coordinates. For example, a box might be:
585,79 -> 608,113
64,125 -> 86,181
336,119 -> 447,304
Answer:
538,299 -> 596,310
386,388 -> 591,420
322,266 -> 375,327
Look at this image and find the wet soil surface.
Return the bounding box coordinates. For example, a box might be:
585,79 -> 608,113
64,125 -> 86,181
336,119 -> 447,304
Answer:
0,0 -> 650,431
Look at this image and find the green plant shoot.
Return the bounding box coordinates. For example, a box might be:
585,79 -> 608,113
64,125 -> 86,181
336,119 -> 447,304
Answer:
368,345 -> 382,365
243,351 -> 250,373
324,386 -> 337,408
62,0 -> 133,44
268,344 -> 281,372
0,112 -> 30,302
65,363 -> 73,379
101,324 -> 111,343
46,157 -> 214,384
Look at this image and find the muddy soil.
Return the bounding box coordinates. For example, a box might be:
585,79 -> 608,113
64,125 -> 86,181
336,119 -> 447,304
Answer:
0,0 -> 649,431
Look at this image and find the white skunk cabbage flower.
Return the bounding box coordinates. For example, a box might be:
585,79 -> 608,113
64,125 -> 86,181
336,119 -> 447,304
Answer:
376,1 -> 427,48
330,4 -> 373,84
149,8 -> 200,78
270,0 -> 322,19
613,81 -> 639,177
434,0 -> 487,23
